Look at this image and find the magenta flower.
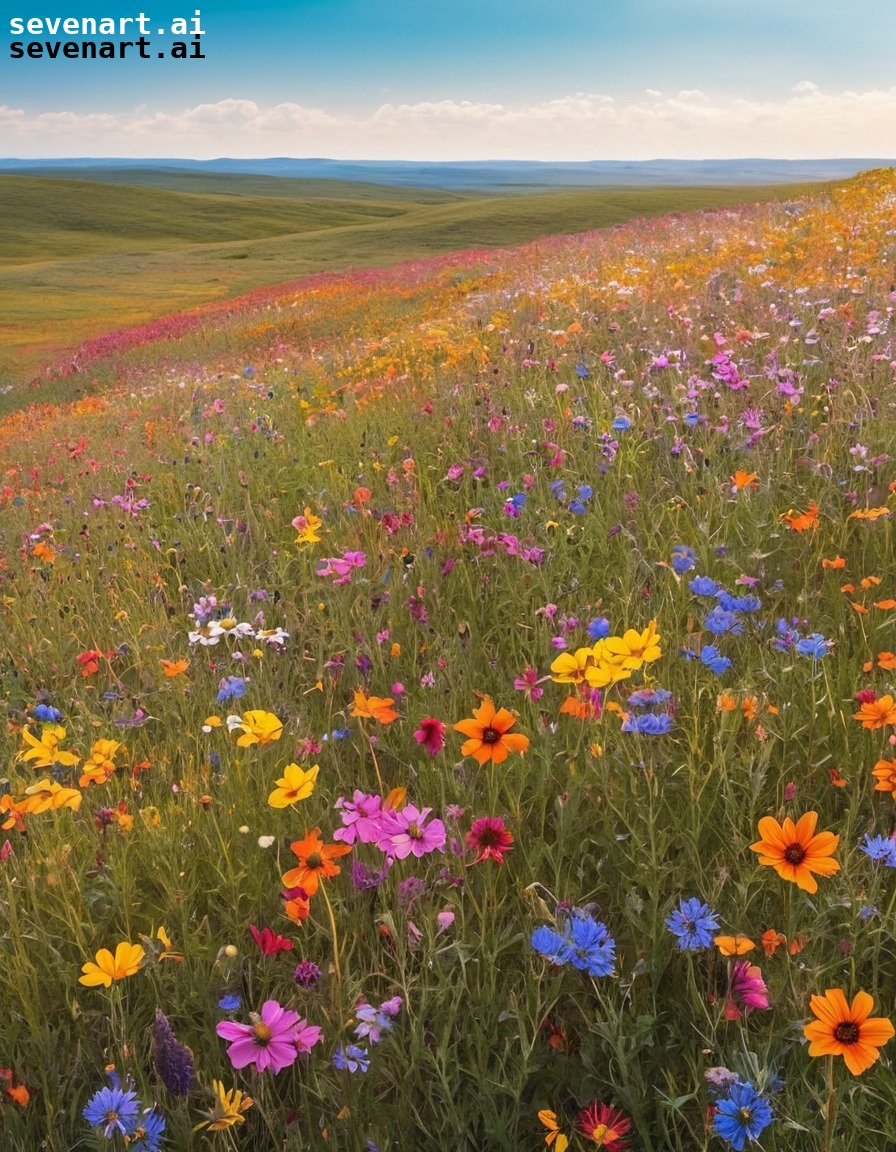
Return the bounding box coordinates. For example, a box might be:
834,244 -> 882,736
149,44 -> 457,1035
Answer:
413,718 -> 446,756
729,961 -> 770,1013
513,667 -> 545,701
333,791 -> 385,845
316,551 -> 366,585
377,805 -> 446,860
216,1000 -> 315,1073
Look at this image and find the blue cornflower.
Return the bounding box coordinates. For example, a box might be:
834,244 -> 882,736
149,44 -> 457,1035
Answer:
531,925 -> 570,966
568,915 -> 616,976
83,1078 -> 141,1138
586,616 -> 611,641
576,363 -> 590,378
621,712 -> 673,735
32,703 -> 63,722
216,676 -> 247,703
860,834 -> 896,867
550,480 -> 567,501
627,687 -> 672,707
717,592 -> 762,613
612,415 -> 631,432
683,411 -> 701,427
665,897 -> 720,951
689,576 -> 721,597
333,1045 -> 370,1073
578,485 -> 594,502
129,1108 -> 166,1152
217,994 -> 242,1011
704,607 -> 743,636
700,645 -> 732,675
795,633 -> 831,659
568,499 -> 588,515
671,544 -> 697,575
712,1081 -> 773,1151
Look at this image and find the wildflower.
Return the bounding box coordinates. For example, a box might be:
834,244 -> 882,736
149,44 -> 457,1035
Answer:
671,545 -> 697,575
160,658 -> 189,677
568,915 -> 616,976
795,633 -> 831,659
152,1009 -> 195,1095
193,1081 -> 254,1132
18,724 -> 80,769
538,1109 -> 570,1150
216,676 -> 247,703
803,989 -> 895,1075
853,694 -> 896,729
377,805 -> 447,860
18,778 -> 82,815
781,503 -> 820,532
466,816 -> 514,864
79,941 -> 145,988
227,709 -> 283,747
293,960 -> 322,987
761,930 -> 787,957
249,924 -> 294,955
749,812 -> 840,893
577,1101 -> 631,1149
729,961 -> 770,1012
700,645 -> 732,675
216,1000 -> 312,1074
712,1080 -> 773,1150
128,1108 -> 166,1152
550,648 -> 595,685
621,712 -> 672,735
79,738 -> 122,787
601,620 -> 662,670
292,507 -> 323,544
871,757 -> 896,796
531,925 -> 570,966
665,897 -> 719,951
281,828 -> 351,895
731,470 -> 759,492
859,834 -> 896,866
354,996 -> 402,1044
351,690 -> 398,724
334,791 -> 387,845
715,936 -> 756,956
453,698 -> 530,765
77,649 -> 106,676
689,576 -> 721,596
82,1075 -> 141,1138
413,717 -> 446,755
268,762 -> 319,808
333,1045 -> 370,1073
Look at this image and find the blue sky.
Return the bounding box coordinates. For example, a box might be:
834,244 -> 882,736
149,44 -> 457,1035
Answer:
3,0 -> 896,158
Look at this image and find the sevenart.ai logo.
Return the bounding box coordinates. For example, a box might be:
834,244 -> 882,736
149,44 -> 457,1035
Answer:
9,9 -> 207,60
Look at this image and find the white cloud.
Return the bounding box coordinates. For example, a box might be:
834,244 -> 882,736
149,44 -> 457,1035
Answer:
2,83 -> 896,159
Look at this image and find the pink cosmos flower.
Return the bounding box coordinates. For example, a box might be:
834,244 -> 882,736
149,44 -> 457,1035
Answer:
413,718 -> 446,756
729,961 -> 770,1013
316,551 -> 366,585
377,805 -> 446,860
333,791 -> 385,845
216,1000 -> 316,1073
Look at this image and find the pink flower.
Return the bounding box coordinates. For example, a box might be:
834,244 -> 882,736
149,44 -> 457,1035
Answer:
466,817 -> 514,864
513,667 -> 545,701
413,718 -> 446,755
377,805 -> 446,860
216,1000 -> 310,1073
729,961 -> 770,1013
333,791 -> 385,845
249,924 -> 293,957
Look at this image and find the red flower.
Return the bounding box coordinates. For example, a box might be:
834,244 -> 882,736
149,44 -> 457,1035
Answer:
577,1101 -> 631,1149
466,817 -> 514,864
77,649 -> 106,677
249,924 -> 293,956
412,717 -> 446,756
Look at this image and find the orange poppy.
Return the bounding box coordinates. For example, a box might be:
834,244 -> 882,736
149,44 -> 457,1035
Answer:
761,930 -> 786,957
749,812 -> 839,894
453,698 -> 530,765
350,690 -> 398,725
160,658 -> 189,677
876,652 -> 896,670
821,556 -> 846,569
714,935 -> 755,956
853,695 -> 896,730
281,827 -> 351,896
731,470 -> 759,491
781,503 -> 820,532
803,989 -> 894,1075
871,757 -> 896,796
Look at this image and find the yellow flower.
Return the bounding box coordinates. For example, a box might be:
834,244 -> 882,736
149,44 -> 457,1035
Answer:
292,507 -> 323,544
78,942 -> 145,988
537,1109 -> 569,1151
599,620 -> 662,671
268,762 -> 319,808
18,725 -> 80,769
79,738 -> 122,787
20,778 -> 82,815
228,710 -> 284,747
193,1081 -> 254,1132
550,647 -> 594,685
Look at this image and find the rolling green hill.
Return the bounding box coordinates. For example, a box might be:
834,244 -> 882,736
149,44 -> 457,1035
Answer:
0,170 -> 827,405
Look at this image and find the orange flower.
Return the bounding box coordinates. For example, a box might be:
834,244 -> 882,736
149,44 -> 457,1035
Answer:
761,929 -> 786,957
350,690 -> 398,725
848,506 -> 890,520
871,758 -> 896,796
716,693 -> 738,712
731,470 -> 759,492
876,652 -> 896,670
874,599 -> 896,610
453,698 -> 530,765
822,555 -> 846,569
160,658 -> 189,677
803,989 -> 894,1076
853,695 -> 896,730
714,935 -> 755,956
742,697 -> 757,722
749,812 -> 840,894
781,502 -> 820,532
6,1084 -> 29,1106
281,828 -> 351,896
827,767 -> 848,788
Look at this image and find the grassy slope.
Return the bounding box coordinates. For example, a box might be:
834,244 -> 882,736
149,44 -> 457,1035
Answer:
0,171 -> 827,399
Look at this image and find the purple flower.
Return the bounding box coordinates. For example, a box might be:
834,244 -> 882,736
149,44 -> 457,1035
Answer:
216,1000 -> 318,1074
334,791 -> 385,844
376,805 -> 446,860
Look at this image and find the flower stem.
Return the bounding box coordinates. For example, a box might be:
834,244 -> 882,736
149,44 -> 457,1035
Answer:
822,1054 -> 837,1152
320,881 -> 342,987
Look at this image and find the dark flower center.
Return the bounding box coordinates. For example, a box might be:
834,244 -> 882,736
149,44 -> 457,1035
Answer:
834,1021 -> 860,1045
783,843 -> 806,864
738,1107 -> 754,1123
481,727 -> 501,744
305,852 -> 323,869
477,828 -> 501,846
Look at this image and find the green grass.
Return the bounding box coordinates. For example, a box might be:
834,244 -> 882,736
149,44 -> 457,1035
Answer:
0,172 -> 827,401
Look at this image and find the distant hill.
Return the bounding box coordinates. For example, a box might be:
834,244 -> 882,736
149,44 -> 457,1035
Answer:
1,156 -> 892,191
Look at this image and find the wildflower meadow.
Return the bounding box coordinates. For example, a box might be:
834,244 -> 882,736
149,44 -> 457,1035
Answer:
2,168 -> 896,1150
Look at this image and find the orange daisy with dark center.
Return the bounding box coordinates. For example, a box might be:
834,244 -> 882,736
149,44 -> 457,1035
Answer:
453,699 -> 530,765
804,988 -> 894,1075
749,811 -> 839,894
